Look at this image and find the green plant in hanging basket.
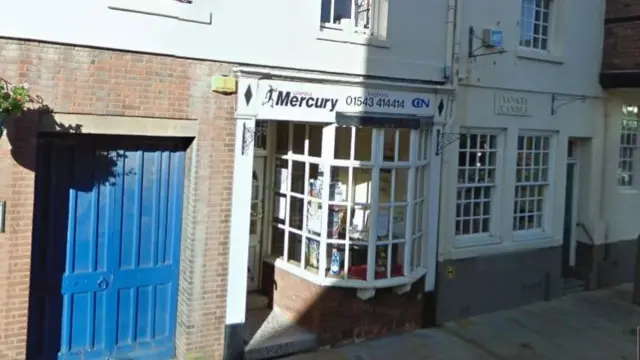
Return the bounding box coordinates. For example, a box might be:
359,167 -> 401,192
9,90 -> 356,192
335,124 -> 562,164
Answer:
0,82 -> 30,126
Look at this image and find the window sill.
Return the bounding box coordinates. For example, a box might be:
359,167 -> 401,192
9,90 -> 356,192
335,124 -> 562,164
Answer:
453,234 -> 502,248
515,48 -> 564,64
107,0 -> 212,24
618,187 -> 639,195
512,230 -> 552,242
274,258 -> 425,289
316,28 -> 390,48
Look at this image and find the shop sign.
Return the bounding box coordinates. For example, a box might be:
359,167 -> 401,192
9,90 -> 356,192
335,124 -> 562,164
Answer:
494,92 -> 531,116
252,80 -> 435,122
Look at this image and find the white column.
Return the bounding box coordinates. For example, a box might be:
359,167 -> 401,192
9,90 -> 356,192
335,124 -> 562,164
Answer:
225,116 -> 256,325
425,126 -> 443,292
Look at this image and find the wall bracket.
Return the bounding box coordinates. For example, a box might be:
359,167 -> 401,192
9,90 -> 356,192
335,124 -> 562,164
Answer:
550,94 -> 588,115
241,123 -> 268,155
468,26 -> 506,59
436,129 -> 466,156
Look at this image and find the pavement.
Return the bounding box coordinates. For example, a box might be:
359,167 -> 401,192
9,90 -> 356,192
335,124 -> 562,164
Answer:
282,284 -> 640,360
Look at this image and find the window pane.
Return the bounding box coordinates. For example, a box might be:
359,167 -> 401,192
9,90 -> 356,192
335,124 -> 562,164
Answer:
275,122 -> 289,155
354,127 -> 373,161
353,167 -> 374,204
291,124 -> 305,155
289,196 -> 305,232
270,224 -> 285,257
290,161 -> 305,195
334,126 -> 352,160
320,0 -> 332,23
412,233 -> 422,270
415,165 -> 426,198
355,0 -> 372,29
382,128 -> 410,162
308,124 -> 323,158
413,200 -> 424,234
333,0 -> 352,25
345,243 -> 369,280
329,166 -> 351,202
394,168 -> 409,202
288,232 -> 303,264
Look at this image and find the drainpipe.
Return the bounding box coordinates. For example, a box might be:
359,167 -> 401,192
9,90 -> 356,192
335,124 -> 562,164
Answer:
428,0 -> 460,325
444,0 -> 458,84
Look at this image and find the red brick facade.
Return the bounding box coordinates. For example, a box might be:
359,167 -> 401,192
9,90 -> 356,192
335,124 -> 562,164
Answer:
270,265 -> 424,347
0,38 -> 235,359
602,0 -> 640,72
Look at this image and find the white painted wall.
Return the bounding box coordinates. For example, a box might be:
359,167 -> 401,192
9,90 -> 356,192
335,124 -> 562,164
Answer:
457,0 -> 605,97
0,0 -> 450,82
601,91 -> 640,244
438,88 -> 604,260
437,0 -> 607,259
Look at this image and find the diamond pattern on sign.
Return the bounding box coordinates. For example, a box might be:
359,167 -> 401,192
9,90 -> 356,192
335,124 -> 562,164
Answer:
437,98 -> 445,116
244,85 -> 253,106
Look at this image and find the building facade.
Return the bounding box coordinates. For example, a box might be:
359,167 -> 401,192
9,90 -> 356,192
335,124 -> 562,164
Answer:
434,0 -> 607,323
0,1 -> 456,360
599,0 -> 640,289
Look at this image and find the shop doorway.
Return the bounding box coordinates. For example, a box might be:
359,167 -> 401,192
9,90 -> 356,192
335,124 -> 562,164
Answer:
243,120 -> 319,359
248,155 -> 266,291
248,121 -> 269,293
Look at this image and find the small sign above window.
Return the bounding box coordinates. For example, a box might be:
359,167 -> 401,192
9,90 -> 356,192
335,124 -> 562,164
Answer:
494,92 -> 531,117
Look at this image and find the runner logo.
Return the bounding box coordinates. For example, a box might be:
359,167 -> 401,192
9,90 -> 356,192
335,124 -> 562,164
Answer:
263,85 -> 278,107
263,88 -> 338,112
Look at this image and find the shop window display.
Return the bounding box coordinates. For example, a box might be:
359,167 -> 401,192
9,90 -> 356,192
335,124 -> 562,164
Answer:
271,122 -> 431,285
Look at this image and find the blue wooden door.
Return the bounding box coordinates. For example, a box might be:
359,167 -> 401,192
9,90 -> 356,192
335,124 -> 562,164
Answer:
27,135 -> 187,360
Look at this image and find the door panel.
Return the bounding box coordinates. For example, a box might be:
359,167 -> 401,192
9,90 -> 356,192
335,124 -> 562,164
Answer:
27,135 -> 187,360
562,162 -> 575,274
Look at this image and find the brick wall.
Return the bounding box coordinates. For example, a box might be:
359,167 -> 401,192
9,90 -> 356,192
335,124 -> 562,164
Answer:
0,38 -> 236,359
272,266 -> 424,347
602,0 -> 640,72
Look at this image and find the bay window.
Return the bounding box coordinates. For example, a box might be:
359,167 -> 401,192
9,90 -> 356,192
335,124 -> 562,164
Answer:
271,121 -> 433,287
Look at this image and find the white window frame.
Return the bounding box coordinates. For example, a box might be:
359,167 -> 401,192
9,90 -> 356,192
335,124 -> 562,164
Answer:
318,0 -> 389,46
272,122 -> 432,289
618,105 -> 639,189
512,131 -> 555,242
453,129 -> 504,248
321,0 -> 373,35
519,0 -> 552,51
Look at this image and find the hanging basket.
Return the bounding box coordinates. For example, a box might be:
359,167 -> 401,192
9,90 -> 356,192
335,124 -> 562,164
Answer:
0,82 -> 30,138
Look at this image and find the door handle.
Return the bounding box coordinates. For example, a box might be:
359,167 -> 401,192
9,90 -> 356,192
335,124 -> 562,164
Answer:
97,277 -> 109,291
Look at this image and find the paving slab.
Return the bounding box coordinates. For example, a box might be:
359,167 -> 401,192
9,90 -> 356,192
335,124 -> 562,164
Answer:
283,284 -> 640,360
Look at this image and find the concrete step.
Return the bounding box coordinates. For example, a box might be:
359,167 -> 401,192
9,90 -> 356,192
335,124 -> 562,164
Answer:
247,292 -> 270,311
562,278 -> 585,296
244,308 -> 318,360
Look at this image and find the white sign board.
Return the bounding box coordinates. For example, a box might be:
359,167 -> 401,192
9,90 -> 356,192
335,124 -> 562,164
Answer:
494,92 -> 531,116
251,79 -> 436,123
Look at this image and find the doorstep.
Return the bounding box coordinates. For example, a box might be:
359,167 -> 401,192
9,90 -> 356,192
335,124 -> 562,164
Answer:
244,307 -> 318,360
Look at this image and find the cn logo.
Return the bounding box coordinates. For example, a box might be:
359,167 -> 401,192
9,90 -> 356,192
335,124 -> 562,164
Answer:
412,97 -> 430,109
